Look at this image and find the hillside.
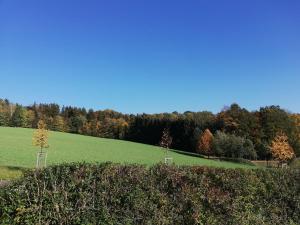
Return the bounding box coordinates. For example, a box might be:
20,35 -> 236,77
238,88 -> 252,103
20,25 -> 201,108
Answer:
0,127 -> 252,170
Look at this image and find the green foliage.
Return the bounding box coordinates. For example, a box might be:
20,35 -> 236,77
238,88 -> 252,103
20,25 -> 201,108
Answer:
0,99 -> 11,126
216,104 -> 261,139
259,106 -> 300,157
10,105 -> 27,127
259,106 -> 295,142
0,163 -> 299,225
213,131 -> 257,159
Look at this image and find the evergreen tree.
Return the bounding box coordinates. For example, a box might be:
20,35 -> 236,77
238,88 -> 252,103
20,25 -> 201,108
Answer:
10,104 -> 27,127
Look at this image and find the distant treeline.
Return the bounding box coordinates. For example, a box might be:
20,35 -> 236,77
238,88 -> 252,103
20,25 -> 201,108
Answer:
0,99 -> 299,159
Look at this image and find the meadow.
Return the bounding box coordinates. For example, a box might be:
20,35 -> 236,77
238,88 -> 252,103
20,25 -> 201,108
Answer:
0,127 -> 252,180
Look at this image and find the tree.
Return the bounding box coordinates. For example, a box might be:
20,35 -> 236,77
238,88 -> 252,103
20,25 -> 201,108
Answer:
25,109 -> 35,128
270,132 -> 295,164
197,129 -> 213,157
159,128 -> 173,156
33,120 -> 49,153
0,99 -> 12,126
69,115 -> 86,133
10,104 -> 27,127
212,131 -> 257,159
52,115 -> 66,132
0,109 -> 10,126
290,114 -> 300,156
216,104 -> 262,151
259,106 -> 297,144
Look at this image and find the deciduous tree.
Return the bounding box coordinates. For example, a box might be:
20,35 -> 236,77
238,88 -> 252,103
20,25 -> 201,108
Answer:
197,129 -> 213,158
212,131 -> 257,159
33,120 -> 49,153
270,132 -> 295,164
159,128 -> 172,156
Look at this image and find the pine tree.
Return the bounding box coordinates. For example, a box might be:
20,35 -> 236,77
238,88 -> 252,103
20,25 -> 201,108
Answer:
10,104 -> 26,127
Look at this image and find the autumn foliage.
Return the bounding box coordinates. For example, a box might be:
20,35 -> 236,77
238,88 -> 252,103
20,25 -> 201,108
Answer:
197,129 -> 214,157
159,128 -> 172,150
33,120 -> 49,153
270,132 -> 295,163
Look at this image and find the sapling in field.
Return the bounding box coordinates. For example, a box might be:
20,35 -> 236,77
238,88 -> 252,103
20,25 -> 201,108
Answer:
159,128 -> 173,164
33,120 -> 49,168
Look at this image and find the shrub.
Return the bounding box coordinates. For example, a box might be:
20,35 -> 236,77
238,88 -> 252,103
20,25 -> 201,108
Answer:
212,131 -> 257,159
0,163 -> 299,225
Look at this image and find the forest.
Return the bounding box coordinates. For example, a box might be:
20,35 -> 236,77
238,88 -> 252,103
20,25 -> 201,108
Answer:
0,98 -> 299,160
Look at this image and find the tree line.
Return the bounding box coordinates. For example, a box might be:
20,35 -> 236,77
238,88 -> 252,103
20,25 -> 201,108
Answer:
0,99 -> 299,160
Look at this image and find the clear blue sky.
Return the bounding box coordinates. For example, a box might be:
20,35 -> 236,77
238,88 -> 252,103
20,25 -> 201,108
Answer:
0,0 -> 299,114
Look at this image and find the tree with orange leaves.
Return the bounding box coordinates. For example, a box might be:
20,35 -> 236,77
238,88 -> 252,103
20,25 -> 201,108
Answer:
270,132 -> 295,164
197,129 -> 214,158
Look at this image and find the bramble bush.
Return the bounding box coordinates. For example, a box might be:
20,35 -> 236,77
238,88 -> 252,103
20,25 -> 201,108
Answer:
0,163 -> 299,225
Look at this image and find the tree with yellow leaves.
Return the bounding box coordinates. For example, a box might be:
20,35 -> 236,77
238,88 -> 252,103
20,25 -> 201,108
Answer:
33,120 -> 49,153
270,132 -> 295,164
197,129 -> 214,158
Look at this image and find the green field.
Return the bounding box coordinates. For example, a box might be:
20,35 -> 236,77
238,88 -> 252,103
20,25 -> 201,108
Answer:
0,127 -> 253,179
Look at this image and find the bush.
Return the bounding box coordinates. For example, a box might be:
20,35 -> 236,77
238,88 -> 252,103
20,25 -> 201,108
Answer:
212,131 -> 257,159
0,163 -> 299,225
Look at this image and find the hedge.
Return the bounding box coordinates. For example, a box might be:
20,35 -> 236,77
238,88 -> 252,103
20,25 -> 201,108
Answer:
0,163 -> 299,225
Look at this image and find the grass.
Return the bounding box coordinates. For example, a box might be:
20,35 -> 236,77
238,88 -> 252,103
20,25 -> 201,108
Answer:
0,127 -> 254,180
290,158 -> 300,168
0,166 -> 24,180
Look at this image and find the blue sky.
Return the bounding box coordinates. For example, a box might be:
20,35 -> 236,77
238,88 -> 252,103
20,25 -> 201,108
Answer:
0,0 -> 299,113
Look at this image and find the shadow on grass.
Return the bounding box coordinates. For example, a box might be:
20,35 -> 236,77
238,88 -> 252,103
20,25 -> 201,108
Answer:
0,165 -> 27,171
169,149 -> 256,166
0,166 -> 27,182
170,149 -> 206,158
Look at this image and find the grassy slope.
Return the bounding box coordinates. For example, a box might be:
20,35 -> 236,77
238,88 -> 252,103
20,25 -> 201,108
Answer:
0,127 -> 253,174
